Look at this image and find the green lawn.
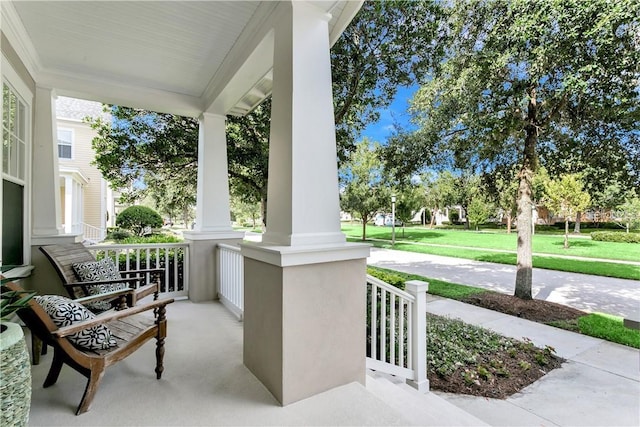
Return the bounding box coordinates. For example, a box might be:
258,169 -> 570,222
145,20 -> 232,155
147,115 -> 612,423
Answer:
343,224 -> 640,262
344,224 -> 640,280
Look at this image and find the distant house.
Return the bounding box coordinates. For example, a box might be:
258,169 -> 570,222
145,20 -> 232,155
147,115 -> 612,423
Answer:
56,97 -> 118,243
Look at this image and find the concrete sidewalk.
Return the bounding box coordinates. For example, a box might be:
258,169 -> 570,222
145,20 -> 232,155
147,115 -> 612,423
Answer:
368,247 -> 640,319
427,296 -> 640,426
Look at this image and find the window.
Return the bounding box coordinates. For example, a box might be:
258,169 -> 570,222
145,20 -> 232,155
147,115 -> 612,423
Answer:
2,83 -> 27,181
58,129 -> 73,159
2,55 -> 32,266
2,79 -> 30,265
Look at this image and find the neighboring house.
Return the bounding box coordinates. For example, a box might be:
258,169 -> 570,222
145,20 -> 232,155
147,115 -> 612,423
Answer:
56,96 -> 118,243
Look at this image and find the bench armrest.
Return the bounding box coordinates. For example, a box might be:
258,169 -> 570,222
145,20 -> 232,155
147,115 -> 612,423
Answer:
52,298 -> 175,338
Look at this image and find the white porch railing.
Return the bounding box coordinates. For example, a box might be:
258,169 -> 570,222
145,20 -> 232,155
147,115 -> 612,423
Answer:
82,222 -> 106,243
216,243 -> 244,320
87,243 -> 189,299
366,275 -> 429,392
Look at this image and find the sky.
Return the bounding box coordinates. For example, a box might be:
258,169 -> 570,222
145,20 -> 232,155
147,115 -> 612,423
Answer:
360,84 -> 419,144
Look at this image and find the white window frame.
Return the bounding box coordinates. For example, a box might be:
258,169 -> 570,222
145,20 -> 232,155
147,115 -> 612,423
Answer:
1,54 -> 33,265
57,127 -> 73,160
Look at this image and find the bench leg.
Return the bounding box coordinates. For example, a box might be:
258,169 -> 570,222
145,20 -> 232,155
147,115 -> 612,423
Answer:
77,368 -> 105,415
155,305 -> 167,379
43,348 -> 65,388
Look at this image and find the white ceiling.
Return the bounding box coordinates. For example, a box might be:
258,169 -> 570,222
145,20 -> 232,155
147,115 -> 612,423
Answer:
3,1 -> 360,117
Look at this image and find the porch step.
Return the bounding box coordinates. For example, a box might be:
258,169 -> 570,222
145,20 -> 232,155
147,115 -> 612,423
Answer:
365,372 -> 488,426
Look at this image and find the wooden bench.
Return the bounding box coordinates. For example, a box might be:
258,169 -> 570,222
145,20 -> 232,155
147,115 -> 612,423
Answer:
4,281 -> 174,415
39,242 -> 162,307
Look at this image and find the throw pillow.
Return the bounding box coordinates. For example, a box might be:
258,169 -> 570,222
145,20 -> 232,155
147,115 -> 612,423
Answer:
73,258 -> 128,312
35,295 -> 117,350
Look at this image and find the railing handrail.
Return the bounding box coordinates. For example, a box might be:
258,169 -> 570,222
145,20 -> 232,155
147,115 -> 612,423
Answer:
218,243 -> 241,252
92,242 -> 188,250
87,242 -> 189,299
367,274 -> 415,303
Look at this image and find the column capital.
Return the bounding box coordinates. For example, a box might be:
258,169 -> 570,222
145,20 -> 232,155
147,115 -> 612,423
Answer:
199,112 -> 226,122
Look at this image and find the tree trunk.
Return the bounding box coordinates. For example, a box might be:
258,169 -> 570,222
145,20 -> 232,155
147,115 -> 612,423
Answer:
564,219 -> 569,249
574,211 -> 582,233
362,216 -> 367,241
430,208 -> 436,228
260,193 -> 268,232
514,90 -> 538,300
506,213 -> 512,234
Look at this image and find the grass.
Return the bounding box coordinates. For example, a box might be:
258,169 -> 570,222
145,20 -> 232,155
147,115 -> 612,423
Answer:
343,224 -> 640,262
577,313 -> 640,348
367,266 -> 640,349
348,228 -> 640,281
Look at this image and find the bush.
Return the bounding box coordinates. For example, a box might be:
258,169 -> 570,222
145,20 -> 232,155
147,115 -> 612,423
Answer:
591,231 -> 640,243
449,211 -> 460,224
106,229 -> 132,241
118,234 -> 182,244
116,206 -> 163,236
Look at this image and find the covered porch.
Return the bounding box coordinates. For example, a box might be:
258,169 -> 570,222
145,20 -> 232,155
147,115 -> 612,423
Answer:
2,0 -> 371,406
25,298 -> 482,426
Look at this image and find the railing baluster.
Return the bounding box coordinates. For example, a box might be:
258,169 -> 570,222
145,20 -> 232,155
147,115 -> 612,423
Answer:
390,293 -> 396,366
380,289 -> 386,363
399,299 -> 405,368
371,284 -> 377,360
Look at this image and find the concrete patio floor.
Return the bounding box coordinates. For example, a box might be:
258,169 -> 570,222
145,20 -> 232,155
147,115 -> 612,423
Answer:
25,299 -> 482,426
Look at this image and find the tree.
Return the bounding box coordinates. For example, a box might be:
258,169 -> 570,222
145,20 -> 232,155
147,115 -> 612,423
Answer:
116,205 -> 163,236
488,167 -> 519,233
422,171 -> 458,228
331,0 -> 442,160
543,174 -> 591,249
340,139 -> 390,240
467,195 -> 495,231
393,183 -> 425,237
226,100 -> 270,228
88,1 -> 442,225
615,191 -> 640,233
383,0 -> 639,299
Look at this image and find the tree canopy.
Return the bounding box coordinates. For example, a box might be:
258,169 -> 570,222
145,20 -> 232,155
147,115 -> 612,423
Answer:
88,0 -> 441,224
383,0 -> 640,299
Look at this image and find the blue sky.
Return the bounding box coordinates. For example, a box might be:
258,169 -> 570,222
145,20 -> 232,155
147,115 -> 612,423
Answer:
360,84 -> 419,144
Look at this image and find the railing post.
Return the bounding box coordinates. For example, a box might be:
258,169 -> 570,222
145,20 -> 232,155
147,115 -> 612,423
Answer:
405,280 -> 429,393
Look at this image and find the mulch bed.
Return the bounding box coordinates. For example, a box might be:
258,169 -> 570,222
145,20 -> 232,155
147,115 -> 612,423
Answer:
429,292 -> 583,398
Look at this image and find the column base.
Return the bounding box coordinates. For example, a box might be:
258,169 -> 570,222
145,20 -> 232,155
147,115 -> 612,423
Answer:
183,230 -> 245,302
242,242 -> 370,405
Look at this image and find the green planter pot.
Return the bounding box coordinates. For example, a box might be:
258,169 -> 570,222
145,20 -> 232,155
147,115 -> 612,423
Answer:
0,322 -> 31,427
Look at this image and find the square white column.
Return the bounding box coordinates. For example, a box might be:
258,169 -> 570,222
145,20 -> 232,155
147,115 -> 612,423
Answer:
32,86 -> 63,236
261,1 -> 345,247
242,1 -> 370,406
183,112 -> 244,302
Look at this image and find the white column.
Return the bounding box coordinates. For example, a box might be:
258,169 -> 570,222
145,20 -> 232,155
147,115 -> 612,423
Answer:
261,1 -> 345,247
242,1 -> 370,406
32,86 -> 63,236
183,112 -> 244,302
192,112 -> 234,233
64,176 -> 73,234
405,280 -> 429,393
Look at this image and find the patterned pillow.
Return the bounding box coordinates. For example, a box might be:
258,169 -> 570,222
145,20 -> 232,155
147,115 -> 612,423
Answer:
72,258 -> 128,312
35,295 -> 117,350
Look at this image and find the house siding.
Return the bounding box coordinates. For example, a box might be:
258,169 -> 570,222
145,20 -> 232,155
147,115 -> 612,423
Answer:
56,117 -> 105,231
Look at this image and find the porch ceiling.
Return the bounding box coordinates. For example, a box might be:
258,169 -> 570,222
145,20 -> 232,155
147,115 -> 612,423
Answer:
3,1 -> 360,117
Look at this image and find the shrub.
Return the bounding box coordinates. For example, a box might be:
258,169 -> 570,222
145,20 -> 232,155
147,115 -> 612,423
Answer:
449,211 -> 460,224
106,229 -> 132,241
116,206 -> 163,236
590,231 -> 640,244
